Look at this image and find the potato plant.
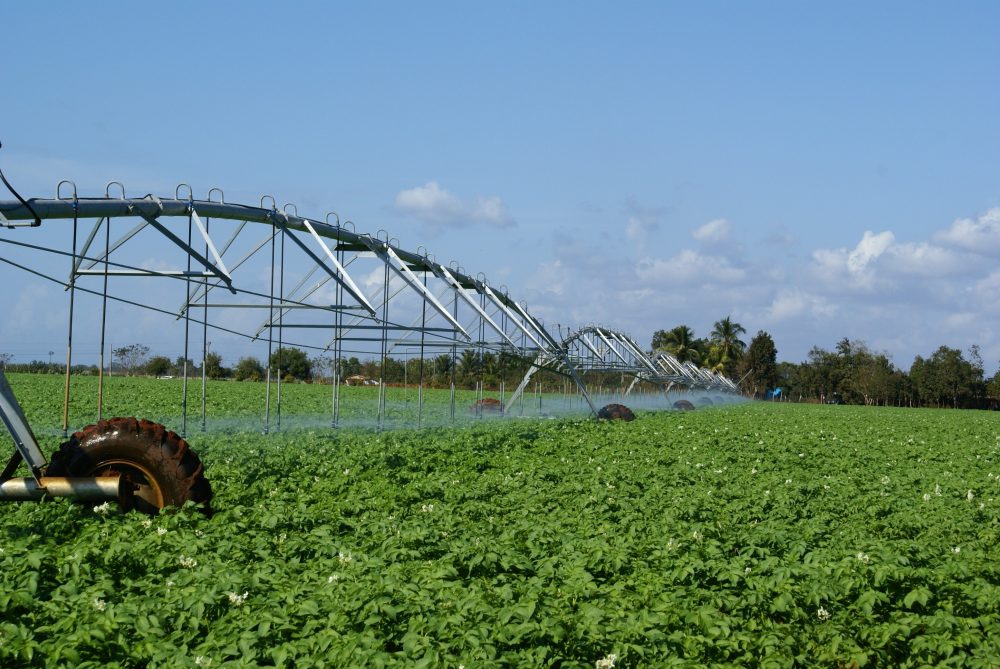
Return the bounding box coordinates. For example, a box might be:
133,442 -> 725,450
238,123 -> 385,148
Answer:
1,375 -> 999,667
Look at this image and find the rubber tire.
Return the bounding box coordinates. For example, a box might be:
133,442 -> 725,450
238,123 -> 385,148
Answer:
470,398 -> 503,415
45,417 -> 212,515
597,403 -> 635,421
673,400 -> 696,412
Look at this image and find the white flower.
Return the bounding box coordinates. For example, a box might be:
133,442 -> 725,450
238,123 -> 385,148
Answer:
227,591 -> 249,606
952,546 -> 961,554
881,476 -> 890,485
922,493 -> 932,502
692,530 -> 703,541
327,574 -> 339,583
665,538 -> 679,551
343,469 -> 350,475
194,656 -> 212,667
93,598 -> 107,612
166,581 -> 176,587
784,479 -> 792,485
935,484 -> 942,497
856,552 -> 870,564
816,607 -> 830,621
195,529 -> 204,538
142,518 -> 152,529
744,567 -> 752,574
338,551 -> 353,566
595,653 -> 618,669
421,504 -> 434,513
93,501 -> 114,516
966,490 -> 975,502
179,555 -> 198,568
157,527 -> 167,536
751,468 -> 758,474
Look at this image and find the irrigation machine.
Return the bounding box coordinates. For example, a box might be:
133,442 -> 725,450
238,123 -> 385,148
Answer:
0,147 -> 738,513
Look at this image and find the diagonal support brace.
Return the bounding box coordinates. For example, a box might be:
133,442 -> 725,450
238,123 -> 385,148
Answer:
358,238 -> 471,340
298,219 -> 377,316
139,213 -> 236,294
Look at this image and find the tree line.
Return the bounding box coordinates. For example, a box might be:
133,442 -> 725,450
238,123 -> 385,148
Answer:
1,345 -> 625,393
777,339 -> 998,409
651,319 -> 999,409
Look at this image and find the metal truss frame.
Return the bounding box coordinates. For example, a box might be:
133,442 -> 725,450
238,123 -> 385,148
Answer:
0,186 -> 739,431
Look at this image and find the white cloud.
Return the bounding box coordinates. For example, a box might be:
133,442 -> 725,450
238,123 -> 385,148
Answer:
622,198 -> 664,241
394,181 -> 514,229
881,241 -> 965,276
636,249 -> 746,284
812,227 -> 979,293
765,290 -> 838,321
934,207 -> 1000,253
522,206 -> 1000,372
533,260 -> 568,297
810,230 -> 898,290
846,230 -> 893,274
945,312 -> 978,329
692,218 -> 731,244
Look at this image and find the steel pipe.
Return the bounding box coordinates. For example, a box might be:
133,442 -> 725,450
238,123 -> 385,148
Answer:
0,476 -> 123,502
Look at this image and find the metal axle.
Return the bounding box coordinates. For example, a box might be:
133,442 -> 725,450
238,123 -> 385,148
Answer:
0,476 -> 124,502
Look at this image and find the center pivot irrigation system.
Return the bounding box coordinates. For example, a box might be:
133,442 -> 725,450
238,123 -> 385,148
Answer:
0,152 -> 738,512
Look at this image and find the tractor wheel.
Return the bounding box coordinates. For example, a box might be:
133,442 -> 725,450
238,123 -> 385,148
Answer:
471,398 -> 503,415
45,417 -> 212,515
673,400 -> 696,412
597,403 -> 635,421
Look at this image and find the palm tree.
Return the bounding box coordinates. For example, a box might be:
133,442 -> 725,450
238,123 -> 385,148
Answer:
710,316 -> 747,375
657,325 -> 701,364
704,343 -> 727,373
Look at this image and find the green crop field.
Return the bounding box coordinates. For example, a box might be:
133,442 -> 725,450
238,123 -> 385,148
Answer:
4,373 -> 603,437
2,374 -> 999,668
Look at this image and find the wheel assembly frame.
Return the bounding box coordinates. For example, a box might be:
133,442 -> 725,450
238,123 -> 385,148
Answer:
0,370 -> 210,513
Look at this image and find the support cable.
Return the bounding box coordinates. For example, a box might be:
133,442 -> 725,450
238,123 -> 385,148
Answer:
0,142 -> 40,227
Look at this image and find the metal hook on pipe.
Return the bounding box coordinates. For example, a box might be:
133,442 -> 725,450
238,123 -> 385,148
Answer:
175,183 -> 194,202
56,180 -> 78,201
207,187 -> 225,203
105,181 -> 125,199
376,229 -> 389,243
260,195 -> 276,211
342,220 -> 356,232
326,212 -> 340,227
416,245 -> 428,257
283,203 -> 298,218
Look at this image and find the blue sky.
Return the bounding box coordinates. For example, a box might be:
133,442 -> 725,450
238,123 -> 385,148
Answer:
3,1 -> 1000,373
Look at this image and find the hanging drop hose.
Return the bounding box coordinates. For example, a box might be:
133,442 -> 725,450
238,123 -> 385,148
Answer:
0,141 -> 41,227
